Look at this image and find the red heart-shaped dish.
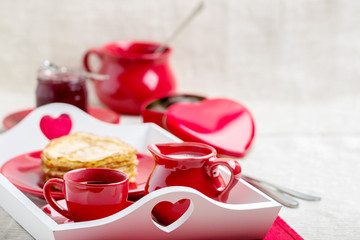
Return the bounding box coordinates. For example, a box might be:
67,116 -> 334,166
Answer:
165,98 -> 255,157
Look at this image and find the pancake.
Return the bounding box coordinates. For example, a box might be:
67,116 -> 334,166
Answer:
41,132 -> 138,182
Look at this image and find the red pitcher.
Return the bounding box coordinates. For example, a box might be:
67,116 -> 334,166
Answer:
145,142 -> 242,225
83,41 -> 177,115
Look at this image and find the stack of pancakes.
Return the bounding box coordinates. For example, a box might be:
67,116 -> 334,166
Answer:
41,132 -> 138,182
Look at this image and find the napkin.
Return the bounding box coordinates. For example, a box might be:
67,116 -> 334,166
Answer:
265,216 -> 304,240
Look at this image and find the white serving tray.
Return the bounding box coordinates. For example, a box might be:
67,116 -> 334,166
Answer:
0,103 -> 281,240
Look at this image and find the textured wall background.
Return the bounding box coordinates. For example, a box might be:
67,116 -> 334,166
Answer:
1,0 -> 360,105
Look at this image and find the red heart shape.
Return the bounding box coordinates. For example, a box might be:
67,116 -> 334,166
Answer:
40,114 -> 72,140
152,199 -> 191,227
165,98 -> 255,157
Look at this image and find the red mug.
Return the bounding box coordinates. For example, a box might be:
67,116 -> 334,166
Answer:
83,41 -> 177,115
43,168 -> 129,222
145,142 -> 242,225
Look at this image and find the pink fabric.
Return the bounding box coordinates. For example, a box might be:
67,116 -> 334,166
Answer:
265,217 -> 303,240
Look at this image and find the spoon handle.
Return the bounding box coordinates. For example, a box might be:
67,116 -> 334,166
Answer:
242,175 -> 321,201
82,71 -> 109,81
242,178 -> 299,208
155,1 -> 204,54
274,185 -> 321,201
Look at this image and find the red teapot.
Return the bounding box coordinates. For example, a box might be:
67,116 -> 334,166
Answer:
83,41 -> 177,115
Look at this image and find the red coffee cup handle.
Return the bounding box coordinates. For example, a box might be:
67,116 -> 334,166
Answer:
43,178 -> 72,220
205,158 -> 242,194
83,48 -> 102,73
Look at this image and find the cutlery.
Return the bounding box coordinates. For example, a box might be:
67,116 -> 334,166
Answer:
241,174 -> 321,208
243,178 -> 299,208
154,1 -> 204,54
242,175 -> 321,201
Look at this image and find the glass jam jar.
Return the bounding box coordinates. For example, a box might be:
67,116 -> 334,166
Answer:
36,66 -> 88,112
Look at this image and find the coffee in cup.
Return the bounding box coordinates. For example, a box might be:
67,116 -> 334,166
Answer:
43,168 -> 129,222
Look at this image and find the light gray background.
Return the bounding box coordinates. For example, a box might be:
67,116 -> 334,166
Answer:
1,0 -> 360,239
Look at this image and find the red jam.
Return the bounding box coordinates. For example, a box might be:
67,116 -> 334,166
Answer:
36,70 -> 88,112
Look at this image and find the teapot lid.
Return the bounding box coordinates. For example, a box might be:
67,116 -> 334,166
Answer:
142,94 -> 255,158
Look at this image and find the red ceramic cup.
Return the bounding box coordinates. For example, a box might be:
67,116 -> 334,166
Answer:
43,168 -> 129,222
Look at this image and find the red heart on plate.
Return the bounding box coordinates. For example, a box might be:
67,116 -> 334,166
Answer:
165,98 -> 255,157
40,114 -> 72,140
152,199 -> 191,228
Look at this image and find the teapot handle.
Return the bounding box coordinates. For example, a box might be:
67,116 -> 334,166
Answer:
83,48 -> 103,74
204,158 -> 241,195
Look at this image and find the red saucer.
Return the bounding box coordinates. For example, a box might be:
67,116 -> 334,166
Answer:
0,151 -> 154,200
42,199 -> 133,224
2,106 -> 120,130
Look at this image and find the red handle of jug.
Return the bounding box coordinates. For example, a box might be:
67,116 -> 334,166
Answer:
205,158 -> 242,195
83,48 -> 103,74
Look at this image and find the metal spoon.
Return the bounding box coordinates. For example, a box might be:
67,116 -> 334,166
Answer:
242,175 -> 321,201
154,1 -> 204,54
242,177 -> 300,208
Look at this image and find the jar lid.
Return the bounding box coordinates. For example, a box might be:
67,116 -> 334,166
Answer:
142,94 -> 255,158
38,60 -> 108,81
38,60 -> 85,82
